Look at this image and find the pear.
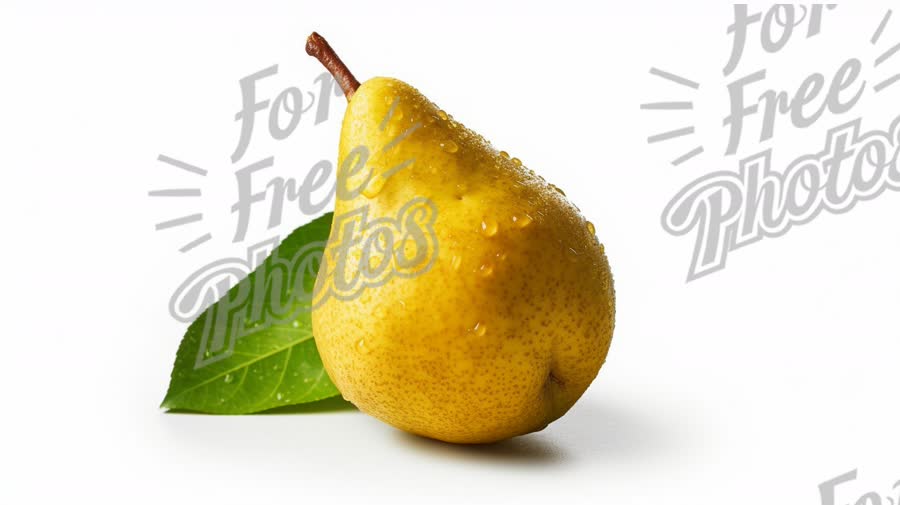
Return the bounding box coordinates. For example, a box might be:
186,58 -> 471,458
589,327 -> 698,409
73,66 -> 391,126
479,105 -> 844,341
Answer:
308,33 -> 615,444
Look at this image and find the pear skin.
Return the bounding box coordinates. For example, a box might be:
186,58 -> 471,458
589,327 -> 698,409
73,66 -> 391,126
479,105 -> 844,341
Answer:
312,73 -> 615,444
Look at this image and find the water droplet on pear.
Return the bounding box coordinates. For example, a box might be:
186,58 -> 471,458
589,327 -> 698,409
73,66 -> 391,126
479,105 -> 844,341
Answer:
512,213 -> 533,228
480,218 -> 498,237
362,175 -> 386,198
440,139 -> 458,153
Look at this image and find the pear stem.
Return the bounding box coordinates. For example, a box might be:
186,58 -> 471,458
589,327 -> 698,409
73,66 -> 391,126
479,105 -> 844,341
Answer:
305,32 -> 360,100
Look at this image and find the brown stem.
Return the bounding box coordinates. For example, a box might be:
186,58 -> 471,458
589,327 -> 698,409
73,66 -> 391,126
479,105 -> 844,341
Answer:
305,32 -> 360,100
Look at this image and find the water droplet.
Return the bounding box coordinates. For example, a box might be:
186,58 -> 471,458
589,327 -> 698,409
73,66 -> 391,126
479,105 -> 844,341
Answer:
478,262 -> 495,277
356,339 -> 369,354
276,393 -> 283,401
480,218 -> 498,237
551,184 -> 566,196
303,377 -> 311,383
437,110 -> 448,120
440,139 -> 458,153
586,221 -> 596,235
362,175 -> 386,198
512,213 -> 533,228
292,320 -> 300,328
599,244 -> 606,254
496,251 -> 508,262
499,150 -> 511,160
223,373 -> 233,384
203,350 -> 211,358
394,108 -> 404,121
472,321 -> 487,337
383,95 -> 394,104
447,119 -> 457,129
450,255 -> 462,271
511,157 -> 522,167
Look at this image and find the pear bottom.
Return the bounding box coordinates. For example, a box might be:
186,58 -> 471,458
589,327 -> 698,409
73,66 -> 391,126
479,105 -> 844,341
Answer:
311,223 -> 615,444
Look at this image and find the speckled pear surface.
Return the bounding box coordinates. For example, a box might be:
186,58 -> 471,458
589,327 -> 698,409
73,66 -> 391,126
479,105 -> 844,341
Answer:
312,77 -> 615,444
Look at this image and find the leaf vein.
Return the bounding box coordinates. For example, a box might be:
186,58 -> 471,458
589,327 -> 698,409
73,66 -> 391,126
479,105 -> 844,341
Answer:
166,332 -> 314,406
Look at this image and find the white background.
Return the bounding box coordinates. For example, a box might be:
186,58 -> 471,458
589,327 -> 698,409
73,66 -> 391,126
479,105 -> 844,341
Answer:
1,1 -> 898,504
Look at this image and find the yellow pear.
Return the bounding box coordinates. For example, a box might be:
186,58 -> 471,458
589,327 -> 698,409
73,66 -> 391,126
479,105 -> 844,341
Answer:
308,33 -> 615,444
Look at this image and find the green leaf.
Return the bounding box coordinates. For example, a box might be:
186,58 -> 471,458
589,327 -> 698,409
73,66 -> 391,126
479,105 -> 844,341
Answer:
161,213 -> 340,414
